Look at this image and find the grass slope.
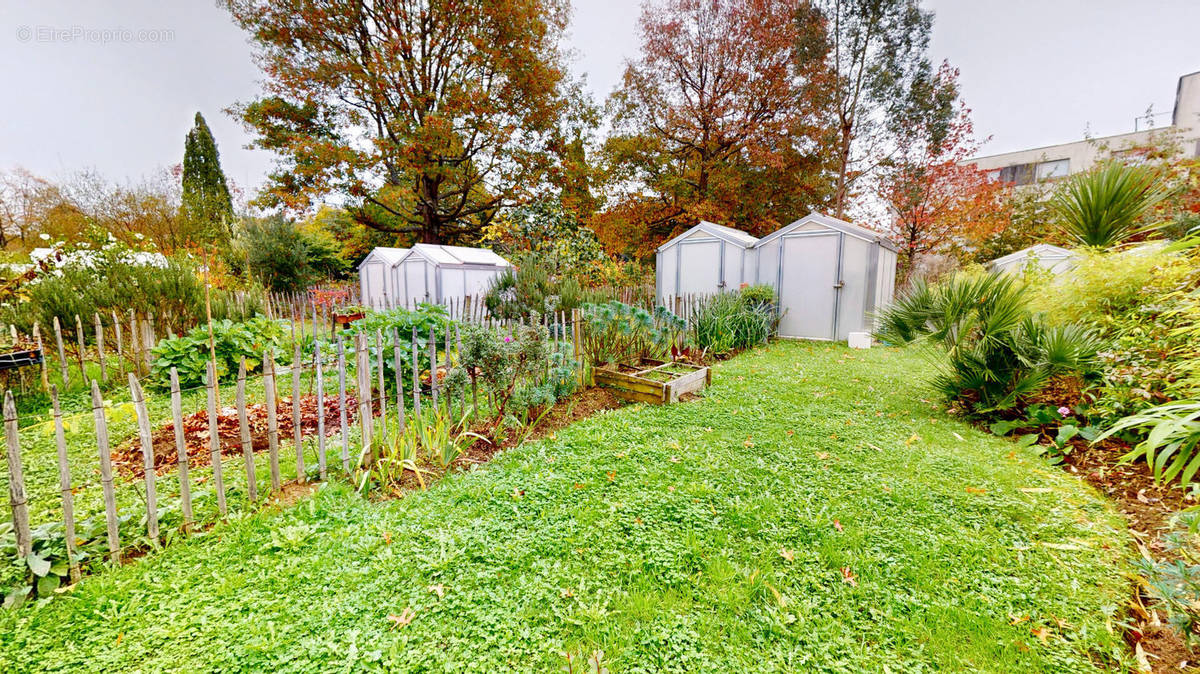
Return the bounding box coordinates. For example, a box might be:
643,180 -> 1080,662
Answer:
0,342 -> 1130,672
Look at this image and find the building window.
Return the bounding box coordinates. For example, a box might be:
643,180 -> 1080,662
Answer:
1036,159 -> 1070,181
999,163 -> 1035,186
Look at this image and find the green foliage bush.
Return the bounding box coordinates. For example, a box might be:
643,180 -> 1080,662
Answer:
1051,161 -> 1168,248
149,316 -> 291,388
578,302 -> 684,367
237,215 -> 348,293
690,286 -> 778,356
341,304 -> 451,382
483,257 -> 584,319
1,238 -> 260,341
876,272 -> 1102,416
1030,245 -> 1200,424
452,323 -> 571,427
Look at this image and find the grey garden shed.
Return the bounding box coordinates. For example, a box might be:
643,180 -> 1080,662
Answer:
753,213 -> 898,341
390,243 -> 512,307
357,246 -> 409,309
655,220 -> 759,298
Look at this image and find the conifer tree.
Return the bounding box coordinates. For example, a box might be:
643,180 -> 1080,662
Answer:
181,112 -> 234,242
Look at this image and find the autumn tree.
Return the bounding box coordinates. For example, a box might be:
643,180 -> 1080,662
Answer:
181,112 -> 235,243
600,0 -> 833,258
797,0 -> 950,219
225,0 -> 573,245
879,64 -> 1008,281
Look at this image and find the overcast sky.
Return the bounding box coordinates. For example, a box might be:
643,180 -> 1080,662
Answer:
2,0 -> 1198,194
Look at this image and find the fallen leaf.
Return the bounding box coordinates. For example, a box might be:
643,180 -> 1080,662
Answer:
743,437 -> 755,448
606,471 -> 616,482
1009,614 -> 1029,626
669,455 -> 680,463
815,451 -> 829,460
388,607 -> 416,630
559,588 -> 574,598
833,519 -> 843,532
383,531 -> 392,545
779,547 -> 795,562
1031,626 -> 1051,645
427,584 -> 445,598
965,487 -> 987,495
840,567 -> 857,587
904,433 -> 919,446
512,488 -> 524,499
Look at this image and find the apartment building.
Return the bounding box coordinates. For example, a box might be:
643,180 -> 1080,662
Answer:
968,71 -> 1200,183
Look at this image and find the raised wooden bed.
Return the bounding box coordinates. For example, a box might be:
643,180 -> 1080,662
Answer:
593,358 -> 710,404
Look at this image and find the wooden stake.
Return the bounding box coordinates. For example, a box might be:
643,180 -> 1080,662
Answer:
392,329 -> 405,434
375,330 -> 386,440
128,374 -> 159,541
337,335 -> 349,473
90,380 -> 120,562
168,368 -> 193,524
94,314 -> 107,382
264,353 -> 281,492
111,311 -> 125,376
355,335 -> 373,467
314,343 -> 327,481
411,328 -> 421,418
50,387 -> 80,582
52,316 -> 68,385
74,314 -> 87,383
204,361 -> 227,515
292,341 -> 304,481
3,391 -> 30,559
235,360 -> 256,503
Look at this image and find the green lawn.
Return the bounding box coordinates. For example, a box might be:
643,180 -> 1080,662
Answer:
0,342 -> 1131,672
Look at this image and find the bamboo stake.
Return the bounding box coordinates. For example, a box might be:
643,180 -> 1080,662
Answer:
90,380 -> 120,562
94,314 -> 107,382
205,361 -> 227,515
264,353 -> 281,492
235,360 -> 257,503
3,391 -> 30,558
292,341 -> 304,481
128,374 -> 159,541
168,368 -> 193,524
50,387 -> 80,582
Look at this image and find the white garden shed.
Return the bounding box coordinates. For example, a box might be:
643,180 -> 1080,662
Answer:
390,243 -> 512,307
753,213 -> 898,341
987,243 -> 1075,276
655,220 -> 759,297
356,246 -> 409,309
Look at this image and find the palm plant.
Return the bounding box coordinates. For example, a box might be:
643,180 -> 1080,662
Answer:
1097,401 -> 1200,486
1051,162 -> 1168,248
875,272 -> 1101,414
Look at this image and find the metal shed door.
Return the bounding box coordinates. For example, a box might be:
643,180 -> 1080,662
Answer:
677,239 -> 723,295
778,233 -> 839,340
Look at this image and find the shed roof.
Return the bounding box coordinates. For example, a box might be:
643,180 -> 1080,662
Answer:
987,243 -> 1074,269
656,220 -> 758,252
755,212 -> 898,252
357,247 -> 409,269
399,243 -> 511,268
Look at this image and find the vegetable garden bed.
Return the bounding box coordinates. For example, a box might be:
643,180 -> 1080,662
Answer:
593,358 -> 709,404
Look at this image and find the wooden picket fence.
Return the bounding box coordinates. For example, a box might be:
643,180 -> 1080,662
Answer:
2,306 -> 586,582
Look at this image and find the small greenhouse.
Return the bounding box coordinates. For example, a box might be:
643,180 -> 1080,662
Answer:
987,243 -> 1075,276
753,213 -> 897,341
655,220 -> 759,298
356,247 -> 409,309
390,244 -> 512,307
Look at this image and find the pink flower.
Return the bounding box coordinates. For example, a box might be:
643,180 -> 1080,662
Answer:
504,336 -> 513,343
1057,406 -> 1071,417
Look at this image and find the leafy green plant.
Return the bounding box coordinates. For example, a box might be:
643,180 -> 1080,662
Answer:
875,272 -> 1102,416
1133,511 -> 1200,645
1,514 -> 127,608
483,257 -> 584,319
1051,162 -> 1168,248
454,323 -> 556,429
149,315 -> 290,388
1098,401 -> 1200,486
578,302 -> 683,367
690,287 -> 777,356
342,303 -> 451,382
